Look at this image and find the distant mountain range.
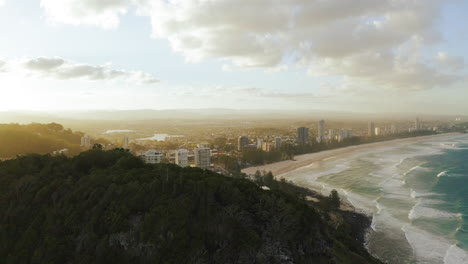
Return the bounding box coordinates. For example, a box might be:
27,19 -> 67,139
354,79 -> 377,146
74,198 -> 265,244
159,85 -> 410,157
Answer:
0,109 -> 466,123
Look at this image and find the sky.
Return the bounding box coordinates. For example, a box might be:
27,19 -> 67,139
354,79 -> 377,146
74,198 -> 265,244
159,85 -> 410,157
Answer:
0,0 -> 467,114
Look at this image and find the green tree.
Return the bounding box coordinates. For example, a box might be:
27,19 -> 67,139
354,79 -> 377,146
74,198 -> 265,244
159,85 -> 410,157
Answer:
329,189 -> 341,209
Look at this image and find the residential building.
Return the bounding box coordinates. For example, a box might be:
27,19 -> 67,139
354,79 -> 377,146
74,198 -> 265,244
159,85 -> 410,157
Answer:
317,120 -> 326,143
52,149 -> 69,155
296,127 -> 310,144
256,138 -> 264,149
80,134 -> 92,148
274,137 -> 282,149
415,118 -> 421,130
140,150 -> 164,164
238,136 -> 249,151
375,127 -> 381,136
329,129 -> 336,141
194,148 -> 211,169
175,149 -> 189,167
338,129 -> 353,142
262,142 -> 275,152
368,122 -> 375,137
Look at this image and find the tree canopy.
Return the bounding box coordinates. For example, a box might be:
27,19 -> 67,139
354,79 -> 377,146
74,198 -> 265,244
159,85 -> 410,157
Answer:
0,149 -> 381,264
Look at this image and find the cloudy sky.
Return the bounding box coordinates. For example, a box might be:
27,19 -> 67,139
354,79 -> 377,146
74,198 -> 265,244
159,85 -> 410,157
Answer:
0,0 -> 467,114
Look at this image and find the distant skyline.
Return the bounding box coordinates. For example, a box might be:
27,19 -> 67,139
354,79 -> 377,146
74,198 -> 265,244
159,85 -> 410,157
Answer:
0,0 -> 467,114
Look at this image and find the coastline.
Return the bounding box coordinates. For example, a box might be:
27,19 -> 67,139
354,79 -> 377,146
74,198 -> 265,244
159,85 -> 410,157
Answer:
242,133 -> 462,177
243,132 -> 466,263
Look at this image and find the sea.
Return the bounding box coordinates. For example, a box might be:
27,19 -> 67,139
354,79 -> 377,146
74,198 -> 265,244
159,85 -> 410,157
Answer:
280,134 -> 468,264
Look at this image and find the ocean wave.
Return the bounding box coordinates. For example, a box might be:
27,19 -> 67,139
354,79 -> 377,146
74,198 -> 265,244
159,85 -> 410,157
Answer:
408,201 -> 461,220
373,200 -> 383,215
443,244 -> 468,264
282,134 -> 468,263
408,199 -> 421,220
437,171 -> 448,177
403,165 -> 430,176
410,189 -> 444,199
401,224 -> 463,264
303,163 -> 350,182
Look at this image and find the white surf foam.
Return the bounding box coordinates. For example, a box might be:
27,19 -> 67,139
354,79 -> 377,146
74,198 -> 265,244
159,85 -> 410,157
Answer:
443,244 -> 468,264
404,165 -> 430,176
402,224 -> 453,264
409,202 -> 460,220
282,134 -> 468,264
437,171 -> 448,177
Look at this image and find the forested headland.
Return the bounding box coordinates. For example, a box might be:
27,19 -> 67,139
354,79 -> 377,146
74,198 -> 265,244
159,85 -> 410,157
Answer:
0,149 -> 381,264
0,123 -> 83,159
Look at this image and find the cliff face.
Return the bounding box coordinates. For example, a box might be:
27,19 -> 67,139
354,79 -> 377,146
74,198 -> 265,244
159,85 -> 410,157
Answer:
0,149 -> 381,264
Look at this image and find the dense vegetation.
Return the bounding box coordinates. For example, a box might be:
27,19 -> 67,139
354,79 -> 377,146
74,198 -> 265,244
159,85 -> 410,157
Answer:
0,149 -> 381,264
0,123 -> 83,158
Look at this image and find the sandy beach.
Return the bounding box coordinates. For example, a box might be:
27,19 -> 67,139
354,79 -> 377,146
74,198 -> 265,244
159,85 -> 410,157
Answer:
242,133 -> 461,176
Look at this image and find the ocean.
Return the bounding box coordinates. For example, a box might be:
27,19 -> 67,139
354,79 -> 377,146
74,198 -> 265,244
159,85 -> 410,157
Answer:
280,134 -> 468,264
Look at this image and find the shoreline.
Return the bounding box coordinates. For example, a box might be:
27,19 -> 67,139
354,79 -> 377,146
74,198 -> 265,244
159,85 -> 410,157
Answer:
242,133 -> 462,177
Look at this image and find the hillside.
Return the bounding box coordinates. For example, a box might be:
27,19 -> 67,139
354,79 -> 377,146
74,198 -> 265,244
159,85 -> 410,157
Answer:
0,149 -> 381,264
0,123 -> 83,158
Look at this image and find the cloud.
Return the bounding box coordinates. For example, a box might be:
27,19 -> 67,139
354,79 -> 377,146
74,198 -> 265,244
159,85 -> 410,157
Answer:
2,57 -> 159,84
310,36 -> 463,91
40,0 -> 130,29
137,0 -> 464,91
0,59 -> 6,71
39,0 -> 465,91
0,0 -> 5,7
435,52 -> 465,70
138,0 -> 440,62
24,57 -> 65,71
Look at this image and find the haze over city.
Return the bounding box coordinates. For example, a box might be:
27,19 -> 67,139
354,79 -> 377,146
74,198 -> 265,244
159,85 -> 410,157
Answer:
1,0 -> 467,114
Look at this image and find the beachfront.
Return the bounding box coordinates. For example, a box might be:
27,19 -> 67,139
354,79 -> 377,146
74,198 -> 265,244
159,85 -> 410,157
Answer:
242,133 -> 461,176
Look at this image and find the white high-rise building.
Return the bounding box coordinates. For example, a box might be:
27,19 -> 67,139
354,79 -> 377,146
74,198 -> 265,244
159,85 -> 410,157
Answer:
257,138 -> 264,149
415,118 -> 421,130
175,149 -> 189,167
375,127 -> 381,136
329,129 -> 336,141
391,124 -> 397,134
123,136 -> 129,149
80,134 -> 92,148
140,150 -> 164,164
317,120 -> 326,143
194,148 -> 211,169
274,137 -> 282,149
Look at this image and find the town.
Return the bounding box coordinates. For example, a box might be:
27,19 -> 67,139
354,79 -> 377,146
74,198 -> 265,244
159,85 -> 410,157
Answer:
76,117 -> 463,177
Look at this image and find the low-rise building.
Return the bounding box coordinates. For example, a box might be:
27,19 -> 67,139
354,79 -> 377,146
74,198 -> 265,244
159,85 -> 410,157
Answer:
80,134 -> 92,148
262,142 -> 275,152
140,150 -> 164,164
